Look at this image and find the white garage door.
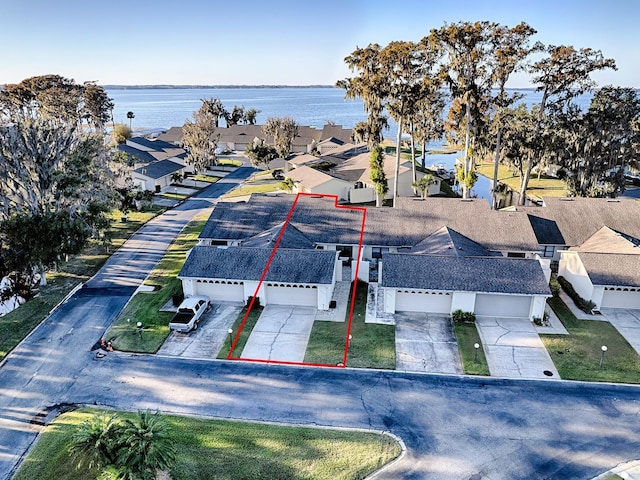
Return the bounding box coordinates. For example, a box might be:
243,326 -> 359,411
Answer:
395,290 -> 452,314
601,288 -> 640,309
195,281 -> 244,303
475,294 -> 531,318
266,284 -> 317,306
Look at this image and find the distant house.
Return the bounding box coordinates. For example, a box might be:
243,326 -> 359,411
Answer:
132,159 -> 185,192
158,124 -> 354,155
285,144 -> 441,203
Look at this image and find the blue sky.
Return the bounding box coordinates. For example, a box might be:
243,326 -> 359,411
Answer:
1,0 -> 638,87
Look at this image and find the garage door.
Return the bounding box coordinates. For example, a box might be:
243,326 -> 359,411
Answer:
195,280 -> 244,303
395,290 -> 452,314
266,283 -> 317,306
475,294 -> 531,318
601,288 -> 640,309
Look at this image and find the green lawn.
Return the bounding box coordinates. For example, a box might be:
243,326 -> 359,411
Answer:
223,183 -> 284,198
476,163 -> 568,199
14,408 -> 401,480
105,215 -> 208,353
0,209 -> 163,362
217,304 -> 263,359
305,281 -> 396,369
453,321 -> 490,376
191,174 -> 220,183
541,297 -> 640,383
217,158 -> 243,167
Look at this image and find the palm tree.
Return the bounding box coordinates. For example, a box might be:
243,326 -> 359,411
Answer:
127,111 -> 135,130
413,174 -> 437,198
69,413 -> 122,471
116,410 -> 176,480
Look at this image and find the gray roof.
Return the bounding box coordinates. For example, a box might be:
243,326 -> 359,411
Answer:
241,223 -> 315,249
179,246 -> 337,284
129,137 -> 182,152
117,144 -> 157,164
134,159 -> 183,179
578,252 -> 640,287
528,197 -> 640,246
199,194 -> 540,252
410,227 -> 500,257
381,253 -> 551,295
574,226 -> 640,254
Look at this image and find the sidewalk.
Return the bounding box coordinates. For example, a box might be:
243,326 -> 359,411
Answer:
592,460 -> 640,479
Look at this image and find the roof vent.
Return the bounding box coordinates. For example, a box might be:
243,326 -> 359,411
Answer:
460,199 -> 474,202
606,199 -> 620,203
559,197 -> 573,201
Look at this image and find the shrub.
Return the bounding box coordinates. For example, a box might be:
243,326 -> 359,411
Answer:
549,275 -> 561,296
246,295 -> 261,309
557,276 -> 597,313
452,309 -> 476,323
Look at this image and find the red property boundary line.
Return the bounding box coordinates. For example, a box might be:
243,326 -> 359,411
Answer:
226,192 -> 367,368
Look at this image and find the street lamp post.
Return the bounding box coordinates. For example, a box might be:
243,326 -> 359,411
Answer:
136,321 -> 143,338
228,328 -> 233,347
600,345 -> 608,368
474,343 -> 480,363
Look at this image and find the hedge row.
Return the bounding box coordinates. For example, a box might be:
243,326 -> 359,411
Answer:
557,276 -> 596,313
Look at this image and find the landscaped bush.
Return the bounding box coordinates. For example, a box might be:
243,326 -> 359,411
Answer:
246,295 -> 261,308
452,309 -> 476,323
549,275 -> 561,296
557,276 -> 597,313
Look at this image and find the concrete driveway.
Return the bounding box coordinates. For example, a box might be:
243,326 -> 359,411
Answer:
157,302 -> 243,358
394,313 -> 462,374
601,308 -> 640,355
241,305 -> 317,362
476,316 -> 559,380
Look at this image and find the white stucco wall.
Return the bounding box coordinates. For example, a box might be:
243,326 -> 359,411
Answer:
181,278 -> 195,296
451,291 -> 476,313
531,295 -> 547,319
558,251 -> 594,302
357,260 -> 370,282
317,285 -> 332,310
383,288 -> 396,314
349,187 -> 376,204
591,285 -> 605,309
243,281 -> 265,305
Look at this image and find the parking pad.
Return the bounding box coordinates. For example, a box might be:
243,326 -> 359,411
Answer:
476,316 -> 559,379
395,313 -> 462,373
600,309 -> 640,355
241,305 -> 317,362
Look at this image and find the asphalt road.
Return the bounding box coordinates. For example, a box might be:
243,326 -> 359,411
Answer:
66,355 -> 640,480
1,164 -> 640,479
0,166 -> 256,479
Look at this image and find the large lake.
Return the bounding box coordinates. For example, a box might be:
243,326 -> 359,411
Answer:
107,87 -> 593,202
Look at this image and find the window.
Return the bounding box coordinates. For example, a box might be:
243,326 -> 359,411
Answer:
507,252 -> 526,258
337,246 -> 353,258
542,246 -> 555,258
372,247 -> 389,259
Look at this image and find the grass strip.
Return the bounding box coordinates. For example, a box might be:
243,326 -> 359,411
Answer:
217,305 -> 263,359
106,216 -> 208,353
453,321 -> 490,376
305,281 -> 396,369
14,408 -> 401,480
223,183 -> 283,198
542,297 -> 640,383
0,209 -> 162,362
476,163 -> 567,199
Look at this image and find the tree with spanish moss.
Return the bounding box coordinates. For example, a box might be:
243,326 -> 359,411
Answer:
182,100 -> 221,173
262,116 -> 298,159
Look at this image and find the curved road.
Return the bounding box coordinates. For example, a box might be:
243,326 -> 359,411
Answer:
1,165 -> 640,479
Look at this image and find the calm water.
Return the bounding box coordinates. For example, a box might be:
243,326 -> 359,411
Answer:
107,87 -> 593,203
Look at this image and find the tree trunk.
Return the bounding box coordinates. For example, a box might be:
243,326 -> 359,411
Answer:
519,154 -> 533,206
375,193 -> 381,208
421,141 -> 427,170
462,100 -> 471,199
39,265 -> 47,286
492,128 -> 502,209
410,122 -> 416,183
394,117 -> 403,207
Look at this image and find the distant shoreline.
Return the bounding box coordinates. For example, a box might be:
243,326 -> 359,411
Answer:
103,84 -> 337,90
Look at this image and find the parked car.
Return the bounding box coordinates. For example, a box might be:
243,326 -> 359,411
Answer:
169,295 -> 211,333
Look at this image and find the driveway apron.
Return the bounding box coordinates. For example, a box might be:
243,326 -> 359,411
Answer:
241,305 -> 317,362
600,308 -> 640,355
157,302 -> 243,358
476,316 -> 559,380
395,313 -> 462,374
